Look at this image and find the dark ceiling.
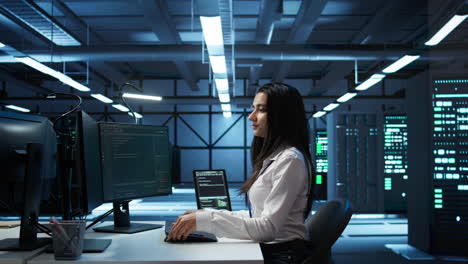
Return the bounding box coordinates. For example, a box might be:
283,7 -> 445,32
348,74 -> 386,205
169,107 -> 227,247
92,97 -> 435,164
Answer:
0,0 -> 467,97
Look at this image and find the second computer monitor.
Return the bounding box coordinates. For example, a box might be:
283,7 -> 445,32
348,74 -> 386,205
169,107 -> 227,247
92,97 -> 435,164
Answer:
193,170 -> 232,211
75,111 -> 104,215
94,122 -> 172,234
99,122 -> 172,201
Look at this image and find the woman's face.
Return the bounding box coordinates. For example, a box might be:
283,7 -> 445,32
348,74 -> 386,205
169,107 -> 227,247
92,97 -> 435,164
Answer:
248,92 -> 268,137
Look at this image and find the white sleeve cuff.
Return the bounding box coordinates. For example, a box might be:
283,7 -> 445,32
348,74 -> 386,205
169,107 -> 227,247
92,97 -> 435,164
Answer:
196,210 -> 213,233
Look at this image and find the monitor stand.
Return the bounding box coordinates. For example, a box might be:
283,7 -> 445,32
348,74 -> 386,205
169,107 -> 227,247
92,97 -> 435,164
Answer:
0,238 -> 51,251
44,238 -> 111,253
82,239 -> 112,252
0,144 -> 52,251
93,201 -> 163,234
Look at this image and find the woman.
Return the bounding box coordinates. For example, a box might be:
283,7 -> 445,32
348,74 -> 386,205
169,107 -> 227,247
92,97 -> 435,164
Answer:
168,83 -> 315,264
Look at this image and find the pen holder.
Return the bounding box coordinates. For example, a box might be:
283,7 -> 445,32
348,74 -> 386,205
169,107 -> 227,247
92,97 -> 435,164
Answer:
52,220 -> 86,260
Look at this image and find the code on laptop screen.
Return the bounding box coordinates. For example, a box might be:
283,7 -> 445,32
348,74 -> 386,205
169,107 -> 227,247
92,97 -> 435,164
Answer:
193,170 -> 231,211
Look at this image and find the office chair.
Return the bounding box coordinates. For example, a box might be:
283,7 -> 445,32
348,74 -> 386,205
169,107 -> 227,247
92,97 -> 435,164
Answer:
302,199 -> 352,264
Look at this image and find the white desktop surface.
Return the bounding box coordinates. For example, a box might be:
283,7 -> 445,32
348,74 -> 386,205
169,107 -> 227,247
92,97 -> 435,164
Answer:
0,226 -> 48,264
29,221 -> 264,264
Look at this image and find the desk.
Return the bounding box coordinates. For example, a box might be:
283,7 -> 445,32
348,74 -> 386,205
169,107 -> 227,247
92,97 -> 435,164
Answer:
29,221 -> 263,264
0,226 -> 48,264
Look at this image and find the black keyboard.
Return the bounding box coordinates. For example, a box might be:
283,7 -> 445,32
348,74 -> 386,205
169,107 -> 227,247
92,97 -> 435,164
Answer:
164,221 -> 217,243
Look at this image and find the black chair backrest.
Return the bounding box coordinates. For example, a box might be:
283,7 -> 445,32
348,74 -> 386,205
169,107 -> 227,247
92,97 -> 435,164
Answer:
305,199 -> 352,254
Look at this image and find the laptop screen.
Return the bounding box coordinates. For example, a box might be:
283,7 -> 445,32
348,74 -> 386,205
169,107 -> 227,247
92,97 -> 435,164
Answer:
193,170 -> 232,211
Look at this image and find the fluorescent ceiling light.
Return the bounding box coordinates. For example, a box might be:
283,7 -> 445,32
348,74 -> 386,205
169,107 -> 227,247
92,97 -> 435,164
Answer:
200,16 -> 232,118
112,104 -> 129,112
355,74 -> 386,91
425,15 -> 468,46
383,55 -> 420,73
313,111 -> 326,118
323,103 -> 340,111
337,92 -> 357,103
0,42 -> 5,48
215,78 -> 229,91
128,112 -> 143,118
91,93 -> 113,104
200,16 -> 224,46
6,104 -> 30,113
221,104 -> 231,111
15,56 -> 90,92
218,93 -> 230,103
122,93 -> 162,101
15,57 -> 63,79
209,56 -> 227,74
58,76 -> 90,92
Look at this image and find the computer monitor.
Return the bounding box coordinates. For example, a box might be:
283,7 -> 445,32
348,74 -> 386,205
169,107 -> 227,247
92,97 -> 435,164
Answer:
0,110 -> 57,250
193,170 -> 232,211
50,110 -> 111,252
93,122 -> 172,234
73,111 -> 104,215
45,110 -> 104,218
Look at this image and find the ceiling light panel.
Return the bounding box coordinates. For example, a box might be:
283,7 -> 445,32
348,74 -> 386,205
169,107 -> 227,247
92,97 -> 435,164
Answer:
425,15 -> 468,46
200,16 -> 224,47
313,111 -> 327,118
355,74 -> 386,91
128,112 -> 143,118
122,93 -> 162,101
383,55 -> 420,73
112,104 -> 130,112
58,76 -> 91,92
221,104 -> 231,112
91,94 -> 113,104
15,57 -> 90,92
209,56 -> 227,74
6,104 -> 30,113
200,15 -> 233,119
15,57 -> 62,79
337,93 -> 357,103
215,78 -> 229,91
323,103 -> 340,111
218,93 -> 230,103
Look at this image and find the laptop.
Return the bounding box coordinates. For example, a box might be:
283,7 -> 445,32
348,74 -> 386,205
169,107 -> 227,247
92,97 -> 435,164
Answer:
164,169 -> 232,243
193,169 -> 232,211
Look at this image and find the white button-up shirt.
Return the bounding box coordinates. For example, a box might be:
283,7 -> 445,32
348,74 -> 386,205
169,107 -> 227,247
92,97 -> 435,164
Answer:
196,146 -> 309,243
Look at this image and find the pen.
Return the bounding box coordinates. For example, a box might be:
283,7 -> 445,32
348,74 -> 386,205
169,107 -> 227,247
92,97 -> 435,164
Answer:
50,217 -> 71,243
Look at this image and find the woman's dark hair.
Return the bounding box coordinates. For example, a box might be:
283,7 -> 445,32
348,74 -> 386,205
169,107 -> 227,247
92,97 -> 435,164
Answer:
240,82 -> 315,218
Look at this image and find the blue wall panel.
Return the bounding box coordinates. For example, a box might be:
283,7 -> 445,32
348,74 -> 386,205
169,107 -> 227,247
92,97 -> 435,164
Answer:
143,115 -> 174,144
180,149 -> 209,182
212,149 -> 246,182
213,114 -> 245,146
177,114 -> 209,144
177,115 -> 208,147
